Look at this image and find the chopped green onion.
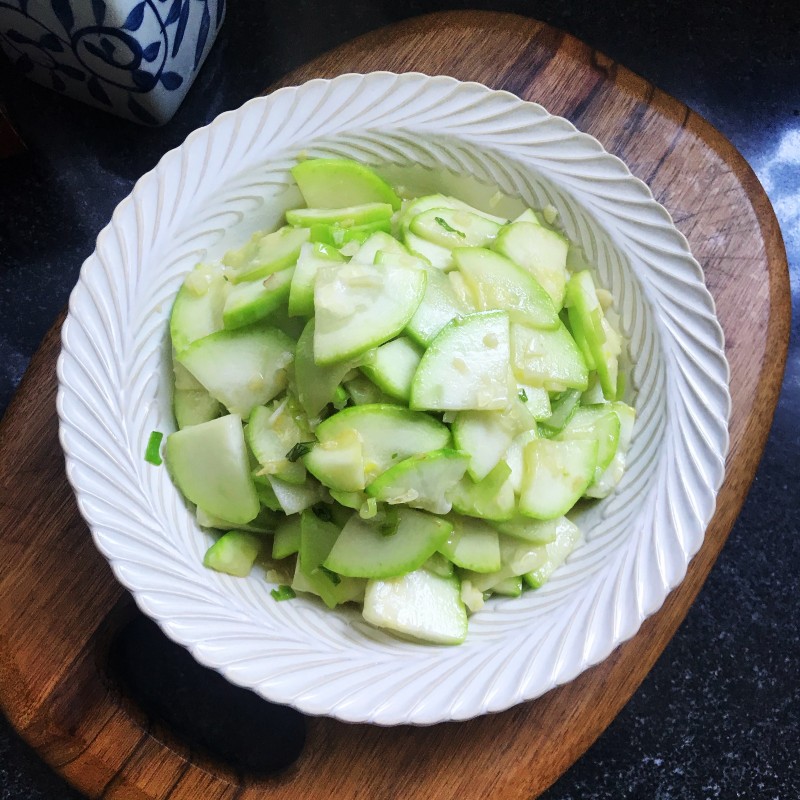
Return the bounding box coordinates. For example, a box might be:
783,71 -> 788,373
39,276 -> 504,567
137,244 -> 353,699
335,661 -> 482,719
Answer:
518,388 -> 528,402
144,431 -> 163,466
286,441 -> 315,462
317,565 -> 341,585
271,585 -> 296,601
435,216 -> 465,238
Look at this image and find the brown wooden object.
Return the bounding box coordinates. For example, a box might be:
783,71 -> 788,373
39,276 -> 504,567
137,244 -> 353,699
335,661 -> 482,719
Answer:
0,11 -> 789,800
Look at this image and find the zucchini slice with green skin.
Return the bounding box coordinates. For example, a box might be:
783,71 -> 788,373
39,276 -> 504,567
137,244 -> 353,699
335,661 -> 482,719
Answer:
289,242 -> 344,318
453,247 -> 559,329
517,382 -> 552,421
410,311 -> 511,412
523,519 -> 583,589
315,404 -> 451,481
410,208 -> 501,249
360,337 -> 423,402
492,222 -> 569,309
439,516 -> 501,573
352,231 -> 408,263
304,429 -> 366,493
585,402 -> 636,499
294,319 -> 360,419
165,414 -> 259,524
294,510 -> 365,608
177,324 -> 294,420
556,405 -> 621,479
226,226 -> 310,284
267,474 -> 327,515
272,515 -> 301,559
403,262 -> 465,346
452,408 -> 527,482
169,264 -> 228,353
291,158 -> 401,210
565,270 -> 622,399
448,460 -> 516,521
246,404 -> 307,485
423,552 -> 454,578
203,531 -> 263,577
518,438 -> 598,520
510,321 -> 589,392
491,514 -> 567,545
366,449 -> 469,515
325,507 -> 453,579
362,569 -> 467,645
343,375 -> 393,406
287,202 -> 394,228
173,389 -> 220,429
223,267 -> 294,330
538,389 -> 583,436
313,261 -> 426,365
310,219 -> 392,247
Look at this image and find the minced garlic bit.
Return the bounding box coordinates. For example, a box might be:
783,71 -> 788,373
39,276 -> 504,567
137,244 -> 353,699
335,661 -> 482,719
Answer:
543,204 -> 559,225
452,356 -> 469,374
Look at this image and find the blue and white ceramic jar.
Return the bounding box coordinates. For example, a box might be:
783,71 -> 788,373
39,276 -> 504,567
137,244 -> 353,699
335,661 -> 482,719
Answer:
0,0 -> 225,125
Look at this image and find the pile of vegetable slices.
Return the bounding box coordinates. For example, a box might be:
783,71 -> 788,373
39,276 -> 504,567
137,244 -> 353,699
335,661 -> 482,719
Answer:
163,157 -> 635,645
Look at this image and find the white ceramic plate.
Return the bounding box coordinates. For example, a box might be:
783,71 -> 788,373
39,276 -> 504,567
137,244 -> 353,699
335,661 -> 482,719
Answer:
57,72 -> 730,726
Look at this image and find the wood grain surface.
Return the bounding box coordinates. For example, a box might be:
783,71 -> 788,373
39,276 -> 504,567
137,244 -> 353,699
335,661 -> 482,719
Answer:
0,11 -> 790,800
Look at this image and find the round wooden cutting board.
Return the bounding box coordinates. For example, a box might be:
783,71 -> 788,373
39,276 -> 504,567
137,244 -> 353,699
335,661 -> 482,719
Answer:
0,11 -> 789,800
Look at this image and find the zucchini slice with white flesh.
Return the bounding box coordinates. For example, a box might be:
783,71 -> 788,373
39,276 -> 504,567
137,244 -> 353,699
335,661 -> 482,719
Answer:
360,337 -> 423,402
313,261 -> 426,365
291,158 -> 401,210
226,226 -> 309,284
448,460 -> 516,521
287,202 -> 394,228
510,321 -> 589,392
565,270 -> 622,400
295,510 -> 365,609
304,429 -> 366,492
453,247 -> 558,329
204,531 -> 263,577
439,516 -> 501,573
585,402 -> 636,498
325,507 -> 453,579
170,264 -> 228,353
223,267 -> 294,330
177,324 -> 294,420
410,311 -> 511,411
352,231 -> 408,263
492,222 -> 569,309
523,519 -> 583,588
363,569 -> 468,645
366,449 -> 469,515
315,404 -> 451,480
165,414 -> 259,524
452,402 -> 533,482
294,319 -> 359,419
518,438 -> 598,519
272,515 -> 301,559
267,474 -> 327,515
556,404 -> 621,479
288,242 -> 344,318
173,389 -> 220,429
403,263 -> 465,346
410,208 -> 501,249
247,404 -> 306,484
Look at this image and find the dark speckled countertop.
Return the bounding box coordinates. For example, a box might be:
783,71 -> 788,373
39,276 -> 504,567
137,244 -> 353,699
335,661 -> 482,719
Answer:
1,1 -> 798,798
